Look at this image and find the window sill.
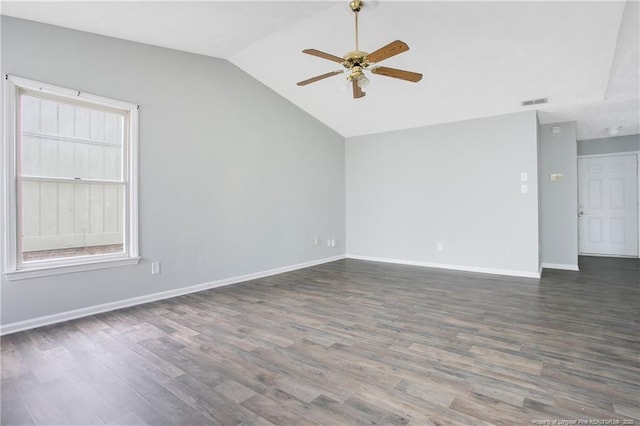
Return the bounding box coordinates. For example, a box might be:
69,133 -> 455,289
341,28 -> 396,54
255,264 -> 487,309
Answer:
4,256 -> 141,281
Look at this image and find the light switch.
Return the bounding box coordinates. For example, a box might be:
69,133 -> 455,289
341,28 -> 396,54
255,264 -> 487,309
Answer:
521,184 -> 528,194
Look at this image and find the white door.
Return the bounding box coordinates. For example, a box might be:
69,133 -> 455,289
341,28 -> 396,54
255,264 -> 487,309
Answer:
578,154 -> 638,257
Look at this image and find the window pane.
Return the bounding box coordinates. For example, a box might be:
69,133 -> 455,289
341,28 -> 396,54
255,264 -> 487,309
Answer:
20,94 -> 124,181
21,135 -> 41,176
21,96 -> 40,133
21,181 -> 125,262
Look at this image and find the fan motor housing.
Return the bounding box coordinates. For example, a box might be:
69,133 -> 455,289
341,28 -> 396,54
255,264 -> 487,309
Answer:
343,51 -> 370,69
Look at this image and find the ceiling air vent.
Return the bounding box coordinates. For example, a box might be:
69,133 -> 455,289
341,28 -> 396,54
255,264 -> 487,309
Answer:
521,97 -> 548,107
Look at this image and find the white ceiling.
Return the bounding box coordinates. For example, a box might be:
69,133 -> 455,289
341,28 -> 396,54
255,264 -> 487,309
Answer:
2,1 -> 638,140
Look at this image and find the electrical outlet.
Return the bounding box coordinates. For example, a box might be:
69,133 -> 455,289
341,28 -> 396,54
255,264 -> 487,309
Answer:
437,242 -> 444,252
314,237 -> 321,248
151,261 -> 161,275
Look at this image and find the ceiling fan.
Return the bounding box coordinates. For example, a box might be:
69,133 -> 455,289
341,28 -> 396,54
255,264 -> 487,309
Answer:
297,0 -> 423,99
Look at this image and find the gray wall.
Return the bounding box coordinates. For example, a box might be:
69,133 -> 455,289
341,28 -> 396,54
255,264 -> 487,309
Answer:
578,134 -> 640,156
346,111 -> 540,275
539,122 -> 579,268
1,17 -> 345,326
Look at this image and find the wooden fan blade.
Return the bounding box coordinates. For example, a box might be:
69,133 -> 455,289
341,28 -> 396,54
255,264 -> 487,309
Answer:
302,49 -> 345,64
366,40 -> 409,63
371,66 -> 422,82
352,80 -> 366,99
297,70 -> 344,86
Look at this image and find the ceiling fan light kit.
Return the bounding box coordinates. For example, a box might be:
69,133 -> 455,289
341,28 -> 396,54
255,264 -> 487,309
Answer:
297,0 -> 423,99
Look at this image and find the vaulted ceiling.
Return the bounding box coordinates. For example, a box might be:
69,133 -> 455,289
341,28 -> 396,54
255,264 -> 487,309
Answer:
2,1 -> 638,140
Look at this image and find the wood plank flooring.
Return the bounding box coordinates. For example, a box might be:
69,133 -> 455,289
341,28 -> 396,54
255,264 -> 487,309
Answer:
2,256 -> 639,425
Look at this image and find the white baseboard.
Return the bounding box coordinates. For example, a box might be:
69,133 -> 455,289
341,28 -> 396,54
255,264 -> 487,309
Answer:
346,254 -> 541,278
542,262 -> 580,271
0,255 -> 346,336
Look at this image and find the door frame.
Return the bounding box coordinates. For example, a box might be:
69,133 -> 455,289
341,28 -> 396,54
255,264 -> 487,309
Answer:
577,152 -> 640,258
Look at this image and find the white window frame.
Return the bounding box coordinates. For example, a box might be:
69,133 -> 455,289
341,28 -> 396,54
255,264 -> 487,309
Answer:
2,75 -> 140,280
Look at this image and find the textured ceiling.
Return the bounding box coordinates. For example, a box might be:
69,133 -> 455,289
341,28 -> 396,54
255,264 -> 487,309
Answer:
537,0 -> 639,140
2,1 -> 638,140
0,1 -> 336,58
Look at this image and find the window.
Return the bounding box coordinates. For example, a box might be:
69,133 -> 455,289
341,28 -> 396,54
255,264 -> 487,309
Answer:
3,76 -> 139,279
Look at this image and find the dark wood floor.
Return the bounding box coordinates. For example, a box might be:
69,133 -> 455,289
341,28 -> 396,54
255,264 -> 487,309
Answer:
2,257 -> 639,425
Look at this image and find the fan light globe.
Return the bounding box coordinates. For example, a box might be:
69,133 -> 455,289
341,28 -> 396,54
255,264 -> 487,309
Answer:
357,75 -> 370,88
